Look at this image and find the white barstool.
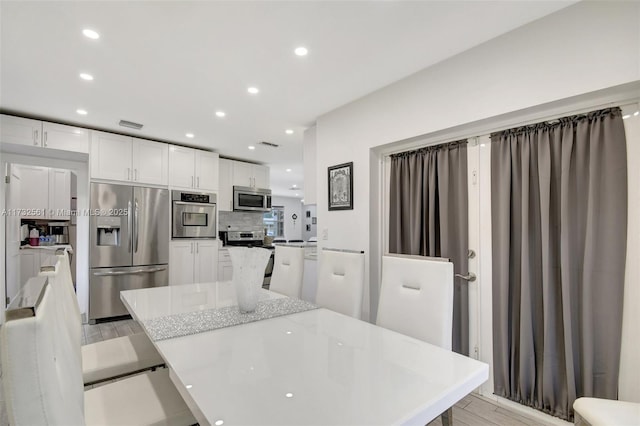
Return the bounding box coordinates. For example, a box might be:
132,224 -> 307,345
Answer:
315,248 -> 365,319
376,254 -> 454,424
269,245 -> 305,299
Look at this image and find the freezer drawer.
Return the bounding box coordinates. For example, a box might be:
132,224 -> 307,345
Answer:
89,265 -> 168,322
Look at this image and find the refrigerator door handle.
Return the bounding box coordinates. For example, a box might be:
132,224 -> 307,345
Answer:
134,199 -> 139,253
93,266 -> 168,276
127,200 -> 133,253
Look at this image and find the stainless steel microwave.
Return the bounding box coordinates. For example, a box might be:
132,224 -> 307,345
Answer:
172,190 -> 217,239
233,186 -> 271,212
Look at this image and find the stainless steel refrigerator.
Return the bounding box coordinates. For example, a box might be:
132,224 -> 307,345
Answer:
89,183 -> 169,323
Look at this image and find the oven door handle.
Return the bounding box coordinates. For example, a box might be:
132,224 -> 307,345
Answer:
173,201 -> 212,206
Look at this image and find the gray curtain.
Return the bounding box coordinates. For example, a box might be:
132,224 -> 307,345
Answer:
491,107 -> 627,421
389,141 -> 469,355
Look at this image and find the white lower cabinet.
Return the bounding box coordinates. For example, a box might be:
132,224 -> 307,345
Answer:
170,240 -> 218,285
20,251 -> 40,287
217,248 -> 233,281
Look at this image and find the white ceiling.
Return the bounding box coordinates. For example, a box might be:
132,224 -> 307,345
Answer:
0,1 -> 572,198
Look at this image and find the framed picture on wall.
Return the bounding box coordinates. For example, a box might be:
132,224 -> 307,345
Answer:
328,162 -> 353,211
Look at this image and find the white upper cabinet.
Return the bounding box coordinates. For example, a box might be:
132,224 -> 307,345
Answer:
218,159 -> 233,211
253,164 -> 270,188
0,115 -> 41,147
14,165 -> 69,220
48,168 -> 71,219
91,132 -> 168,185
195,151 -> 219,192
169,146 -> 196,189
169,145 -> 219,191
42,122 -> 89,153
232,161 -> 270,189
18,165 -> 49,219
91,132 -> 133,182
132,138 -> 168,185
0,115 -> 89,153
232,161 -> 253,188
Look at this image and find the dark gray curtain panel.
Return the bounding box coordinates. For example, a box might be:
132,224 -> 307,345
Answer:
491,108 -> 627,421
389,141 -> 469,355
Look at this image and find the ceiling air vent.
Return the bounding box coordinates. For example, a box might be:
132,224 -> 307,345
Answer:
259,141 -> 279,148
119,120 -> 143,130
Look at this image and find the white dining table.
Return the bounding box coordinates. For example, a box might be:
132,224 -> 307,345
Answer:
121,281 -> 489,426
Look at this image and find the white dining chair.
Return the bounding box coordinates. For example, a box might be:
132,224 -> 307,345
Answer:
41,250 -> 165,385
1,277 -> 196,426
573,397 -> 640,426
269,245 -> 305,299
376,254 -> 454,349
315,249 -> 365,319
376,254 -> 454,424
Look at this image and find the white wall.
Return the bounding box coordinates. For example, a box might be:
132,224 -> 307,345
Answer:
303,126 -> 317,205
315,0 -> 640,321
271,196 -> 303,241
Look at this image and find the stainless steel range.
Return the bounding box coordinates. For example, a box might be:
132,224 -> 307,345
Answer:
221,230 -> 274,287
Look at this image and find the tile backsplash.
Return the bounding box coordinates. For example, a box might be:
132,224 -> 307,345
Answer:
219,211 -> 264,231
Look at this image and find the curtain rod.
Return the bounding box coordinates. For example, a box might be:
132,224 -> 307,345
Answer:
384,99 -> 638,157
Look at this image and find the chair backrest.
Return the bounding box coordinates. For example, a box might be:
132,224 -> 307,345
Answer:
1,278 -> 85,425
269,245 -> 305,299
40,251 -> 82,352
376,255 -> 453,350
315,250 -> 365,319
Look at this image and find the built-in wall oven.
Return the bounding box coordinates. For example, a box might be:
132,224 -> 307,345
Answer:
233,186 -> 271,212
172,190 -> 217,239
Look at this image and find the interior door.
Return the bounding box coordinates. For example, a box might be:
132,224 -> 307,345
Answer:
5,164 -> 22,305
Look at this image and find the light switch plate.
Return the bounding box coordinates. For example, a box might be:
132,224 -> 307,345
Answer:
322,228 -> 328,240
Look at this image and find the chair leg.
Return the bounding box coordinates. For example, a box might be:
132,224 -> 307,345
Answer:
440,407 -> 453,426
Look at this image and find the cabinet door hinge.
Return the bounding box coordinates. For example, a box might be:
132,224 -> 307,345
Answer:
5,175 -> 10,184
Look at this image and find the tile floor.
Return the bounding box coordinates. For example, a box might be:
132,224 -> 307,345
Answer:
1,318 -> 565,426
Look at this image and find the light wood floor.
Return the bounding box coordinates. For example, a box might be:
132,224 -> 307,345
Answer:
1,318 -> 565,426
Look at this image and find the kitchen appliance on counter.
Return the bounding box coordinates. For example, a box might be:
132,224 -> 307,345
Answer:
233,186 -> 271,212
221,230 -> 274,287
172,190 -> 217,239
89,183 -> 169,323
48,222 -> 69,244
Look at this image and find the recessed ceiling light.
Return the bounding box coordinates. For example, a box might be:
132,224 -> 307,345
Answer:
76,109 -> 88,115
248,145 -> 256,150
294,47 -> 308,56
79,73 -> 94,81
247,87 -> 259,94
285,393 -> 294,398
286,168 -> 292,172
215,421 -> 224,426
623,114 -> 631,119
285,129 -> 294,135
292,184 -> 297,188
186,133 -> 194,138
82,29 -> 100,39
635,111 -> 639,116
215,111 -> 226,118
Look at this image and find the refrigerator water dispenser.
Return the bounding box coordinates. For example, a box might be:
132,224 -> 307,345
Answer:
96,216 -> 121,246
